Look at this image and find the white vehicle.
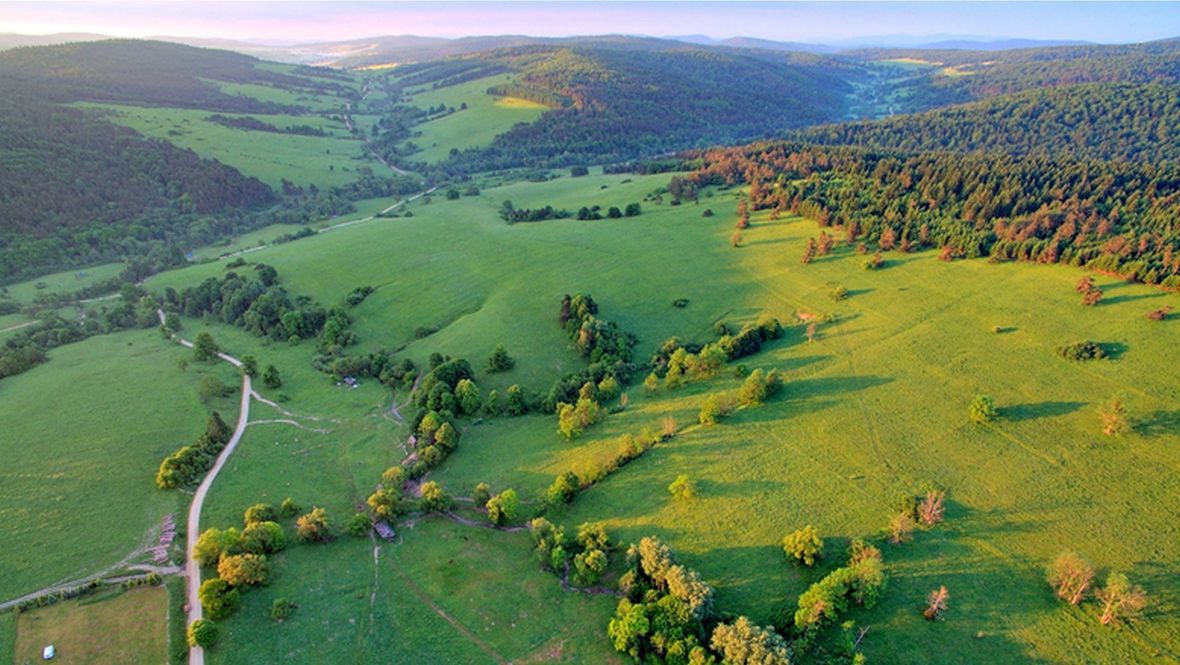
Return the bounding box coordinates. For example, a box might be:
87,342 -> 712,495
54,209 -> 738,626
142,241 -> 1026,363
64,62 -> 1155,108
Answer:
42,645 -> 56,660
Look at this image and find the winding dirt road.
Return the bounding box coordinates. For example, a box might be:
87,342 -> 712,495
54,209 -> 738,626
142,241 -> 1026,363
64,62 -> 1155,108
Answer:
159,311 -> 250,665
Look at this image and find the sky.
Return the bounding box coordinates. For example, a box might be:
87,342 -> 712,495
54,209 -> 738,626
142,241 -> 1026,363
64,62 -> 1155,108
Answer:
2,1 -> 1179,45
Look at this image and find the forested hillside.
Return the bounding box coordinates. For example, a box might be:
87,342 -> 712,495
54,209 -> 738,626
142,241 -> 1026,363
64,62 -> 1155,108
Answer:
0,96 -> 276,280
0,40 -> 378,282
679,142 -> 1180,287
0,39 -> 353,112
861,38 -> 1180,109
795,82 -> 1180,161
422,44 -> 861,173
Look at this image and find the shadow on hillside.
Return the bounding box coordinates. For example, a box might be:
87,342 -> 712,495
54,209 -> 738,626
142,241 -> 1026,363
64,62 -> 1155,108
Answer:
1002,401 -> 1086,422
845,288 -> 875,298
787,374 -> 895,402
1135,410 -> 1180,437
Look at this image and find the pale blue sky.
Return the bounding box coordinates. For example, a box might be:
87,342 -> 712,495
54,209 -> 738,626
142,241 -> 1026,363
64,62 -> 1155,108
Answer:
3,2 -> 1178,45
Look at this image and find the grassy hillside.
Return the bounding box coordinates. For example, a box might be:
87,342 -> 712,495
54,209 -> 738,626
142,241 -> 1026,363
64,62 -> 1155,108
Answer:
84,104 -> 369,189
400,74 -> 548,163
0,328 -> 237,601
138,171 -> 1179,663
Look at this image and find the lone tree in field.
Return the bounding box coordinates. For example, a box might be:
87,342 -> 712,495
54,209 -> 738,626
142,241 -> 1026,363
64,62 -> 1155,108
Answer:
1099,397 -> 1130,436
731,230 -> 743,248
801,238 -> 817,264
1096,572 -> 1148,625
889,511 -> 916,544
240,355 -> 258,377
262,364 -> 282,389
918,490 -> 946,527
969,394 -> 999,423
782,525 -> 824,566
193,332 -> 219,362
668,474 -> 695,500
924,585 -> 950,620
1076,276 -> 1103,306
1046,552 -> 1094,605
187,618 -> 219,648
486,345 -> 515,373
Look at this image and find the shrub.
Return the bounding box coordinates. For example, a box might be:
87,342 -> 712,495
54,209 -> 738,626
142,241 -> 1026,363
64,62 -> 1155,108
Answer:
668,474 -> 695,500
346,512 -> 372,537
486,345 -> 515,373
295,507 -> 332,543
1057,340 -> 1107,361
198,578 -> 240,620
217,553 -> 270,587
829,285 -> 849,301
197,375 -> 232,403
187,619 -> 219,648
269,598 -> 297,621
486,488 -> 519,525
547,471 -> 581,505
699,392 -> 736,425
243,503 -> 277,525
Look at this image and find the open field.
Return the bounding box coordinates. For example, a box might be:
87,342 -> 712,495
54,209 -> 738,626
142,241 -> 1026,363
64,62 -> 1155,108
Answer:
138,170 -> 1180,662
398,74 -> 549,163
187,193 -> 416,261
12,586 -> 169,665
1,262 -> 124,303
0,328 -> 238,602
84,103 -> 371,189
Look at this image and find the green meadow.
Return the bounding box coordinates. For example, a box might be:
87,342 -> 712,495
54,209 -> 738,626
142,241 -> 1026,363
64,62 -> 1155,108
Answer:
12,586 -> 169,665
0,328 -> 238,602
138,171 -> 1180,662
1,262 -> 124,303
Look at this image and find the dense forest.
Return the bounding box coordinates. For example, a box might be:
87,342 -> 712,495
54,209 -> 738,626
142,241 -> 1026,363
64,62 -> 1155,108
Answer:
421,45 -> 861,173
794,83 -> 1180,162
679,142 -> 1180,287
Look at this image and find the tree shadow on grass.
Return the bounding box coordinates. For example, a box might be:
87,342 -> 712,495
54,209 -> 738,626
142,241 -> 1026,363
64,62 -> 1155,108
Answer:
1103,292 -> 1165,306
1002,401 -> 1086,422
1099,341 -> 1129,359
1134,410 -> 1180,437
1128,560 -> 1180,622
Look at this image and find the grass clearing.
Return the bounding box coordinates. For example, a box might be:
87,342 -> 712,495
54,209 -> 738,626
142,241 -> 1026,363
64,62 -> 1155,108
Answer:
400,74 -> 548,162
2,262 -> 124,303
0,328 -> 236,601
12,586 -> 168,665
